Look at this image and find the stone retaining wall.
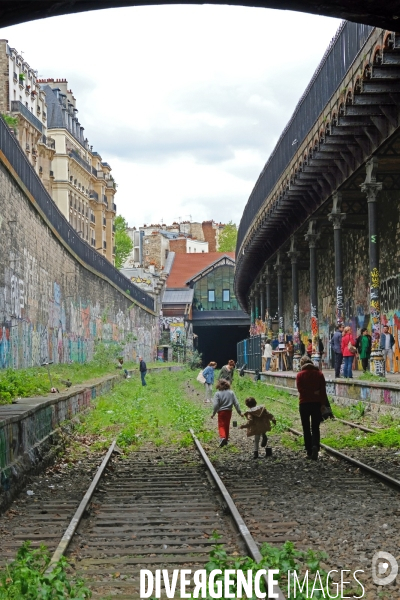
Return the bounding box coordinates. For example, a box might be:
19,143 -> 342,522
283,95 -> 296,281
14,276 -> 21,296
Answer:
0,365 -> 184,510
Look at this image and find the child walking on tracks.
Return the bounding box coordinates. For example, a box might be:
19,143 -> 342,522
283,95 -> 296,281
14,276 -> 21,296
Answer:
211,379 -> 243,447
240,397 -> 276,459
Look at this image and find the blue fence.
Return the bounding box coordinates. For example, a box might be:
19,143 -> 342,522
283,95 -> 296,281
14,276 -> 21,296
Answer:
237,335 -> 262,372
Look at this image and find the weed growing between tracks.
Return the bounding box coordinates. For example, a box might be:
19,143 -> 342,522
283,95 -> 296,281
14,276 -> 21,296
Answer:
204,535 -> 363,600
75,368 -> 214,452
0,541 -> 91,599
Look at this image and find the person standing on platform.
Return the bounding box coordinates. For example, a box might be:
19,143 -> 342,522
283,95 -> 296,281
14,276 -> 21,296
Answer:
263,339 -> 273,371
356,328 -> 372,373
139,356 -> 147,386
380,325 -> 395,374
296,355 -> 329,460
202,361 -> 217,402
341,326 -> 356,379
286,340 -> 294,371
330,324 -> 344,378
211,380 -> 243,447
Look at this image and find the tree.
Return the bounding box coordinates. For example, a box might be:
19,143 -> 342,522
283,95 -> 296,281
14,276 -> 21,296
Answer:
218,221 -> 238,253
114,215 -> 133,269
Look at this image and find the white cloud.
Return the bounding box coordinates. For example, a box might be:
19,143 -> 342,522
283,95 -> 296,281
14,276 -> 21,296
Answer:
0,5 -> 341,226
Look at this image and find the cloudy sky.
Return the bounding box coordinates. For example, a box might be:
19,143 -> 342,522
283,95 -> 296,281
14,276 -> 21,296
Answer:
1,6 -> 341,228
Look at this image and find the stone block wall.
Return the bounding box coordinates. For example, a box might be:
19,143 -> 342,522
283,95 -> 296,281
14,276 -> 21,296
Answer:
0,161 -> 158,368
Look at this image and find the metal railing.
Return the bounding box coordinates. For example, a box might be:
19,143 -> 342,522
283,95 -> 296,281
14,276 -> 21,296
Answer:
41,134 -> 55,149
0,116 -> 154,312
68,148 -> 92,174
236,21 -> 374,253
11,100 -> 43,133
237,335 -> 262,372
90,190 -> 99,201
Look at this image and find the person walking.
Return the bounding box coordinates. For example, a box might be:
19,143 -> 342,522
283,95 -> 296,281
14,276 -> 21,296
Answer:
218,360 -> 235,383
139,356 -> 147,386
356,328 -> 372,373
330,324 -> 344,378
211,380 -> 243,447
202,361 -> 217,402
341,326 -> 356,379
380,325 -> 395,374
263,339 -> 273,371
296,355 -> 329,460
240,397 -> 276,459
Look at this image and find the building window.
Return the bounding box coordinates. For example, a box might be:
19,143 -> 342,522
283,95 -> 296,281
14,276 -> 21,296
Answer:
165,249 -> 169,259
208,290 -> 215,302
223,289 -> 230,302
146,250 -> 149,255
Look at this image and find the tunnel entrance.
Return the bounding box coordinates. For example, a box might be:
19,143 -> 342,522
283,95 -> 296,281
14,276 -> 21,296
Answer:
194,324 -> 249,367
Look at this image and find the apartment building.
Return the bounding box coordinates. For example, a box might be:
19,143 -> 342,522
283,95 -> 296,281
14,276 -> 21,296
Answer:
39,79 -> 116,263
0,40 -> 55,192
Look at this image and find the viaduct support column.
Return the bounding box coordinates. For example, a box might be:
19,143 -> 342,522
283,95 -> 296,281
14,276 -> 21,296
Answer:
328,192 -> 346,325
274,253 -> 285,345
287,236 -> 301,371
305,220 -> 320,367
250,292 -> 255,325
259,280 -> 265,326
254,288 -> 260,320
361,157 -> 384,375
264,267 -> 272,336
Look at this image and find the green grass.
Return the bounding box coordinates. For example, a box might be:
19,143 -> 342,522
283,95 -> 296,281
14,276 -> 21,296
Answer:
0,358 -> 180,405
0,541 -> 90,599
321,425 -> 400,449
75,368 -> 215,451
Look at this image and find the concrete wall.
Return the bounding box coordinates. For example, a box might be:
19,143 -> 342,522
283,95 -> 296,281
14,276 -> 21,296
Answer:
252,371 -> 400,416
0,161 -> 158,368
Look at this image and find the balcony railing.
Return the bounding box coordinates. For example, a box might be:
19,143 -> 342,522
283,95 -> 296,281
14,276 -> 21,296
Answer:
112,203 -> 116,212
89,190 -> 99,201
41,134 -> 55,149
68,148 -> 92,174
11,100 -> 43,133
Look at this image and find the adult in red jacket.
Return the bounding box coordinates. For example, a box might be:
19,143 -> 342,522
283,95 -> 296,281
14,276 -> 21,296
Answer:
341,326 -> 356,379
296,356 -> 329,460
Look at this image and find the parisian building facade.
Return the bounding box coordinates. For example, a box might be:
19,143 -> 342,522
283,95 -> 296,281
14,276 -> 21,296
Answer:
0,41 -> 116,264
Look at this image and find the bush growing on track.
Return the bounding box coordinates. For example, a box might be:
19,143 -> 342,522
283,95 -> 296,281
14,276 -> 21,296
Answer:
0,541 -> 91,599
204,537 -> 359,599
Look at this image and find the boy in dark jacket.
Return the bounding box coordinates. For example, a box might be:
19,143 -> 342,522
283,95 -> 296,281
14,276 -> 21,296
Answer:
240,397 -> 276,459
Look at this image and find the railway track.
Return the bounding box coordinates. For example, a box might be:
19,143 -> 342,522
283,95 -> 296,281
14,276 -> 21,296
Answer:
1,416 -> 400,598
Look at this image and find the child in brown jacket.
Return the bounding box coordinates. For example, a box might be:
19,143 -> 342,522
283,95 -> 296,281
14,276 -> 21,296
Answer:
240,397 -> 276,459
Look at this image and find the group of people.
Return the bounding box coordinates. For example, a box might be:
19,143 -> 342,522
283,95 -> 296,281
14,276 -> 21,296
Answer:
262,337 -> 324,372
200,359 -> 275,457
200,354 -> 330,461
330,323 -> 395,378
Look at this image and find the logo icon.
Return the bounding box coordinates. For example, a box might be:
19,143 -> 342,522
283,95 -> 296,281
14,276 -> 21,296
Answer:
372,551 -> 398,586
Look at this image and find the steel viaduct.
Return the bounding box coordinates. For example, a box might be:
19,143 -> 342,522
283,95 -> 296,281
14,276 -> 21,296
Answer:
234,23 -> 400,373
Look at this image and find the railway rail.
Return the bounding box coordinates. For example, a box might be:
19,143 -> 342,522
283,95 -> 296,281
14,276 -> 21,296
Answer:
1,414 -> 400,598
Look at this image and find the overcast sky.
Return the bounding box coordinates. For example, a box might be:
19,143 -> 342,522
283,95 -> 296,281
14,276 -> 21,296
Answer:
1,6 -> 341,228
